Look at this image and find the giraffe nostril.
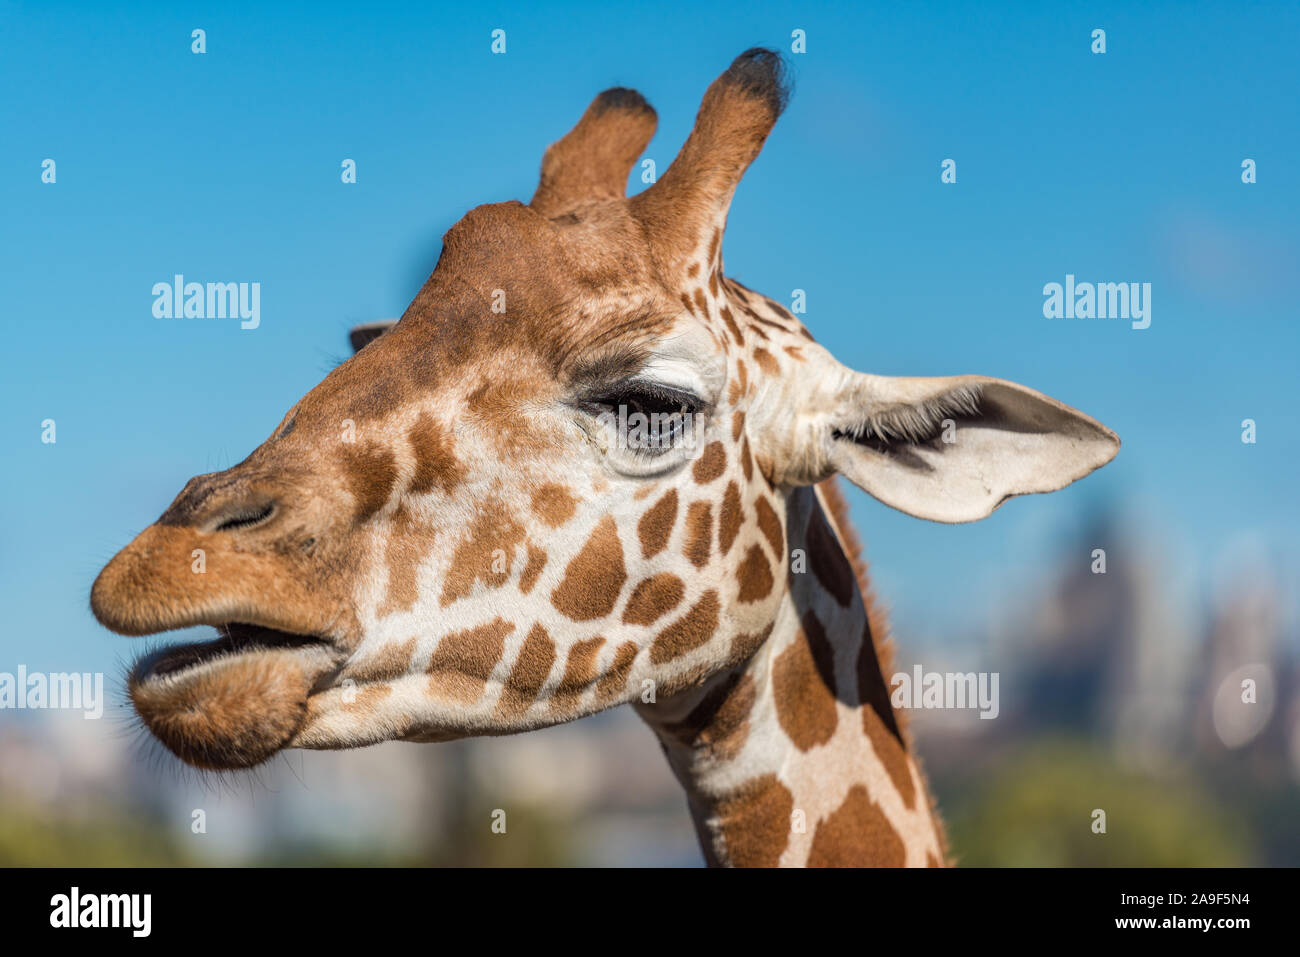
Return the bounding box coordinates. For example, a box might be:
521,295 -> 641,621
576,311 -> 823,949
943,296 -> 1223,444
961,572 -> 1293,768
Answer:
212,501 -> 276,533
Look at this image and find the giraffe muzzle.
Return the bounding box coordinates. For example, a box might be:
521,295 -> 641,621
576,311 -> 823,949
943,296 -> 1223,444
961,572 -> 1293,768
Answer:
92,521 -> 355,769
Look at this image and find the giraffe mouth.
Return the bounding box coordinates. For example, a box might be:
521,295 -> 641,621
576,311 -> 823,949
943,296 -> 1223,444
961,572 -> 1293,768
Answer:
135,623 -> 331,679
127,623 -> 342,771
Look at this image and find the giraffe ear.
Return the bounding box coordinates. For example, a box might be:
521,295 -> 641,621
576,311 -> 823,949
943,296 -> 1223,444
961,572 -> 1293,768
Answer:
822,373 -> 1120,524
349,320 -> 396,354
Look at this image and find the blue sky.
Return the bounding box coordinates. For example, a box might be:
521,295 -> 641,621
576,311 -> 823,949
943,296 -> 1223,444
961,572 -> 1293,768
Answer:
3,0 -> 1298,679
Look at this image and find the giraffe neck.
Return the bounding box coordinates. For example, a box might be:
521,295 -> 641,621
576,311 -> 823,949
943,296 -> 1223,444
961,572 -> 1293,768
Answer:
636,480 -> 947,866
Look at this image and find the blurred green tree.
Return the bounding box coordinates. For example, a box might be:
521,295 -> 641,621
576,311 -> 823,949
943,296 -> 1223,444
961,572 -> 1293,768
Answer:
942,739 -> 1253,866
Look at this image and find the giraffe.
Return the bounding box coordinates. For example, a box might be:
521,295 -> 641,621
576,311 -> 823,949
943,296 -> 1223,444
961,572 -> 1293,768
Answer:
90,49 -> 1119,866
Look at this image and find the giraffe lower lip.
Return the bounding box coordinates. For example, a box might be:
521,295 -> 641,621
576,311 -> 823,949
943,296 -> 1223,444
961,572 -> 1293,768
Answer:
126,624 -> 340,770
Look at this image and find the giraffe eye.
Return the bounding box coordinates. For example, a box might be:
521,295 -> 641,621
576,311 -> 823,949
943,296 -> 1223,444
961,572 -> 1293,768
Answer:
583,382 -> 704,456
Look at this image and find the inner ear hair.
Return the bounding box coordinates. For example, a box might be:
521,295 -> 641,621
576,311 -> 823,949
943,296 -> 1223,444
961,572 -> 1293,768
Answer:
832,384 -> 983,452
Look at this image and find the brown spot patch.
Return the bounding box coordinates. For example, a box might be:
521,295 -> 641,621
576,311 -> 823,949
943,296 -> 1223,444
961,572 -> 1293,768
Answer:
751,347 -> 779,375
342,636 -> 416,683
339,441 -> 398,522
683,501 -> 713,567
772,611 -> 838,750
439,501 -> 526,607
721,306 -> 744,346
719,482 -> 742,555
495,623 -> 555,719
783,345 -> 804,361
691,441 -> 726,484
740,436 -> 754,482
551,515 -> 627,620
730,410 -> 746,442
518,544 -> 547,595
752,315 -> 789,333
807,785 -> 905,867
531,483 -> 578,527
716,774 -> 795,867
638,489 -> 677,558
736,545 -> 774,603
729,622 -> 775,663
754,495 -> 784,557
692,287 -> 709,317
621,573 -> 685,626
806,504 -> 856,607
377,505 -> 440,617
655,660 -> 715,698
551,636 -> 606,714
427,617 -> 513,704
650,590 -> 720,664
596,641 -> 638,704
408,413 -> 464,495
767,298 -> 795,321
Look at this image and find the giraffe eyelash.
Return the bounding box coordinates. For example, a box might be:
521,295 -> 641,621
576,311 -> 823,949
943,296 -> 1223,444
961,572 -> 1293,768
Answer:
579,376 -> 706,417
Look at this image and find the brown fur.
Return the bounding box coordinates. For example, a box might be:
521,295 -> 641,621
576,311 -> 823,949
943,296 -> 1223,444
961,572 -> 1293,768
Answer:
551,636 -> 606,714
771,611 -> 839,751
735,545 -> 774,603
426,618 -> 513,704
718,482 -> 743,555
596,641 -> 639,704
497,623 -> 556,719
621,573 -> 685,626
806,785 -> 905,868
439,500 -> 527,607
650,591 -> 720,664
714,773 -> 795,868
637,489 -> 678,558
550,516 -> 628,620
683,501 -> 713,567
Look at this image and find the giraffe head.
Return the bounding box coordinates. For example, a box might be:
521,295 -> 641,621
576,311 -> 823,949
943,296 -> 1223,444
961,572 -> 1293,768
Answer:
91,49 -> 1118,771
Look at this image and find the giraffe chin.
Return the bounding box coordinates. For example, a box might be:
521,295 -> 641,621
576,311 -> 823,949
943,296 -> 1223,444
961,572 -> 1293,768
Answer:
127,624 -> 340,771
